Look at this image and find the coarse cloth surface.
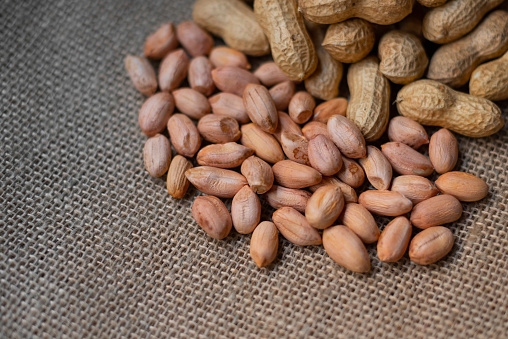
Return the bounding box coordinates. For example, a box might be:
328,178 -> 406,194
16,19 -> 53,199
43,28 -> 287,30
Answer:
1,1 -> 507,338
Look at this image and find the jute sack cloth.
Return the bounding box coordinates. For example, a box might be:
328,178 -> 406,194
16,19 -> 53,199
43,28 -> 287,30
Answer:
0,0 -> 507,338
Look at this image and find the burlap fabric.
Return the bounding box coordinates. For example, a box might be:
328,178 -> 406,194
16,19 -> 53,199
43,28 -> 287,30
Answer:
1,0 -> 507,338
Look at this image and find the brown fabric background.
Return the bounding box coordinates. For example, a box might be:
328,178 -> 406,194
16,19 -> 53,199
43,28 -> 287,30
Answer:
1,1 -> 507,338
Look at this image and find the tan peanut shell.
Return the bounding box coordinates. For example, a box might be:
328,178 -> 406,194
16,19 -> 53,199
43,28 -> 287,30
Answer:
377,216 -> 411,263
470,51 -> 508,101
138,92 -> 174,137
264,185 -> 312,213
209,93 -> 250,124
192,196 -> 232,240
322,19 -> 375,64
167,155 -> 193,199
417,0 -> 447,7
409,226 -> 454,265
396,80 -> 504,137
347,56 -> 390,142
250,221 -> 279,267
144,22 -> 178,59
176,21 -> 214,57
323,226 -> 370,273
435,171 -> 488,202
272,207 -> 322,246
298,0 -> 413,25
410,194 -> 462,229
427,10 -> 508,88
378,30 -> 428,85
387,116 -> 429,149
304,23 -> 343,100
422,0 -> 504,44
193,0 -> 270,56
254,0 -> 317,81
429,128 -> 458,174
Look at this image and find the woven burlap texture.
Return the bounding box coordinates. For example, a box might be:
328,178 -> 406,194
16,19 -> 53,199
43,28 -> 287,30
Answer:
1,1 -> 507,338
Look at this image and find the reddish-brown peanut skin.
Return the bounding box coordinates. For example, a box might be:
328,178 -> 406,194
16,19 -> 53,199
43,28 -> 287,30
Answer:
176,21 -> 214,57
387,116 -> 429,149
144,22 -> 179,59
192,196 -> 232,240
409,226 -> 454,265
138,92 -> 174,137
435,172 -> 488,202
410,194 -> 462,229
377,216 -> 412,263
167,114 -> 201,158
323,226 -> 371,273
429,128 -> 458,174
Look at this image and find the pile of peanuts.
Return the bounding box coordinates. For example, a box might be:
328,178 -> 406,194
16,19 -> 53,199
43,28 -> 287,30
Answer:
125,0 -> 505,272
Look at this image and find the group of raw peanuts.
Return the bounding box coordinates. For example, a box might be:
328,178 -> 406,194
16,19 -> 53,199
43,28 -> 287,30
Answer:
125,0 -> 507,272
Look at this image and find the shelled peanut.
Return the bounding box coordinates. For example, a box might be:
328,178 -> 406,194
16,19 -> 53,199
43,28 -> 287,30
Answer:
124,0 -> 504,273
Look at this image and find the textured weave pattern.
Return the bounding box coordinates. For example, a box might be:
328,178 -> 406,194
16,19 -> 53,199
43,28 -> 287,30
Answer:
1,1 -> 507,338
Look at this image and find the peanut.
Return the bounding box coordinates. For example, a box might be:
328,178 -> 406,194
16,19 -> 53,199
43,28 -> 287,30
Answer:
269,81 -> 296,111
410,194 -> 462,229
241,156 -> 274,194
188,56 -> 215,96
279,132 -> 310,165
470,51 -> 508,101
253,62 -> 291,87
435,171 -> 488,202
378,30 -> 428,85
274,111 -> 304,143
272,207 -> 322,246
196,142 -> 253,168
340,203 -> 379,244
167,155 -> 193,199
417,0 -> 447,7
422,0 -> 504,44
138,92 -> 174,137
243,84 -> 279,134
144,22 -> 178,60
192,195 -> 232,240
387,116 -> 429,149
305,185 -> 345,230
264,185 -> 311,213
299,0 -> 413,25
208,93 -> 250,124
143,134 -> 172,178
250,221 -> 279,267
347,56 -> 390,141
197,114 -> 241,144
173,88 -> 211,120
409,226 -> 454,265
381,142 -> 434,177
308,134 -> 343,176
391,175 -> 439,204
302,121 -> 330,140
167,114 -> 201,158
323,226 -> 371,273
232,185 -> 261,234
193,0 -> 270,56
272,160 -> 322,189
427,10 -> 508,88
358,146 -> 392,191
429,128 -> 458,174
124,55 -> 158,96
322,19 -> 375,64
359,190 -> 413,217
377,216 -> 412,263
185,166 -> 247,198
159,49 -> 190,92
313,97 -> 347,123
396,80 -> 504,137
310,177 -> 358,203
240,123 -> 285,164
336,157 -> 365,189
212,65 -> 260,97
176,21 -> 214,57
254,0 -> 317,81
327,115 -> 367,159
209,46 -> 250,69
